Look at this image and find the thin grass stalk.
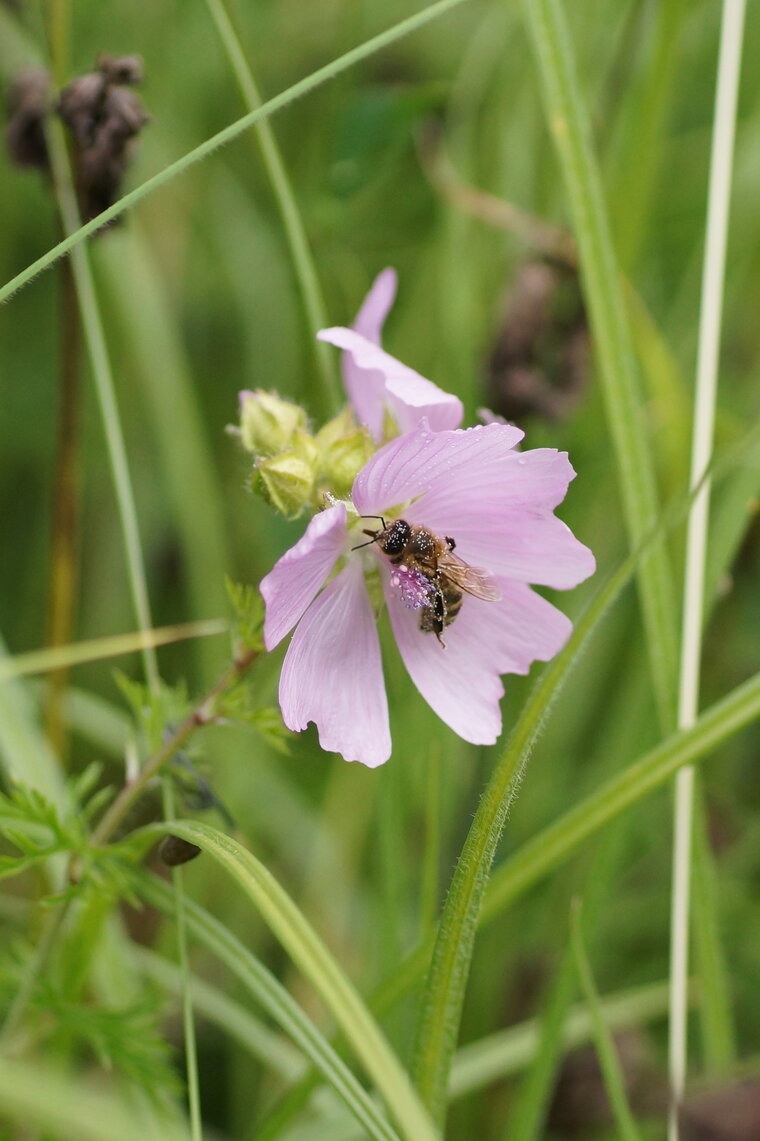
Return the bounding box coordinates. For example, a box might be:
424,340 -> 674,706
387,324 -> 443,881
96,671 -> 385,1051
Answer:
669,3 -> 746,1134
44,120 -> 159,693
45,246 -> 80,761
202,0 -> 339,414
43,0 -> 78,763
162,784 -> 203,1141
508,828 -> 627,1141
44,96 -> 204,1132
0,0 -> 469,306
570,901 -> 643,1141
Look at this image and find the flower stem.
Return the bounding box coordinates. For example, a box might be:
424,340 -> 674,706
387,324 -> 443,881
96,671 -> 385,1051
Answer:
669,2 -> 746,1135
91,647 -> 259,848
202,0 -> 340,416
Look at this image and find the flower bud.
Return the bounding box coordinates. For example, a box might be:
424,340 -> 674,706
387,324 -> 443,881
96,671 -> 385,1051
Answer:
254,446 -> 316,519
316,407 -> 374,497
239,389 -> 307,457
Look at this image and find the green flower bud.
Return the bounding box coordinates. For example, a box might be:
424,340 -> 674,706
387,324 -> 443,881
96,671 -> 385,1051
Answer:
316,408 -> 375,497
239,389 -> 307,457
254,445 -> 317,519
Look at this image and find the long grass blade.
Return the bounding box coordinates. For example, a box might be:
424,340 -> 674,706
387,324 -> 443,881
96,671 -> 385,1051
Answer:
669,4 -> 746,1134
139,875 -> 403,1141
0,0 -> 469,307
520,0 -> 678,731
142,823 -> 438,1141
570,901 -> 643,1141
202,0 -> 339,413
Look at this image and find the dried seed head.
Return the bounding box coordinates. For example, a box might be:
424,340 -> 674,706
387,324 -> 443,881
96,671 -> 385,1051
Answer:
5,69 -> 51,170
97,53 -> 144,86
57,54 -> 150,223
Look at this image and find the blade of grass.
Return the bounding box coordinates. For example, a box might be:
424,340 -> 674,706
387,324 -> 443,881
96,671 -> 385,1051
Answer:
450,978 -> 673,1100
570,900 -> 643,1141
669,4 -> 746,1134
507,827 -> 627,1141
409,0 -> 681,1116
95,227 -> 232,683
0,620 -> 226,682
201,0 -> 338,413
138,875 -> 403,1141
483,662 -> 760,923
520,0 -> 678,732
135,946 -> 305,1082
44,118 -> 158,693
0,0 -> 470,307
45,96 -> 203,1136
142,823 -> 438,1141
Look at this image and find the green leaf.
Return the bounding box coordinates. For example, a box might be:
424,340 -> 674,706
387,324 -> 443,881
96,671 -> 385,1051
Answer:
138,873 -> 404,1141
225,577 -> 266,655
145,822 -> 438,1141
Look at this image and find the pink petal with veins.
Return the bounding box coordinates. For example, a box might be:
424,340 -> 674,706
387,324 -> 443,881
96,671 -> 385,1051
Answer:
317,327 -> 463,439
261,504 -> 347,651
385,575 -> 571,744
279,559 -> 391,767
353,422 -> 594,590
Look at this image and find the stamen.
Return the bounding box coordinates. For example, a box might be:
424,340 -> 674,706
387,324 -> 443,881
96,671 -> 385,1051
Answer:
388,564 -> 434,611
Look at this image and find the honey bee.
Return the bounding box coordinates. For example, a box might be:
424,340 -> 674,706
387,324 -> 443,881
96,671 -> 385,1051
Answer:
357,517 -> 501,646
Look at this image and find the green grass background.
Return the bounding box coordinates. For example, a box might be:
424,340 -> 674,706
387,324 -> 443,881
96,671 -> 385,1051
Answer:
1,0 -> 760,1138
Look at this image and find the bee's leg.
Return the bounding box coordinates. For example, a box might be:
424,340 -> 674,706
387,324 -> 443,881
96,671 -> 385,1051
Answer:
432,583 -> 448,648
445,536 -> 456,551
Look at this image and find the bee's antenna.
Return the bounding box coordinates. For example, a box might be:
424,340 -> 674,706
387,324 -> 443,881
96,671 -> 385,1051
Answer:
351,515 -> 386,552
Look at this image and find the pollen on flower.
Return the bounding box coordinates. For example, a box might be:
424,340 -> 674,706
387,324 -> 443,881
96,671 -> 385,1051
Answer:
388,564 -> 434,611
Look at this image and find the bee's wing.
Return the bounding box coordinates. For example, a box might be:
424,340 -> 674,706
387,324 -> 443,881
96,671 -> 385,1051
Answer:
438,552 -> 502,601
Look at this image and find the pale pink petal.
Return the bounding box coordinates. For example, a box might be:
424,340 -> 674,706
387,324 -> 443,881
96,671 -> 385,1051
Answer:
352,421 -> 524,517
338,268 -> 398,433
261,504 -> 347,650
317,327 -> 463,439
408,510 -> 595,589
385,575 -> 571,744
405,449 -> 595,589
353,267 -> 397,343
279,560 -> 391,767
353,423 -> 594,590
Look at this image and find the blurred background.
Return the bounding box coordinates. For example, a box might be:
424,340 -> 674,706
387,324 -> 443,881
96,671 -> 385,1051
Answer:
2,0 -> 760,1137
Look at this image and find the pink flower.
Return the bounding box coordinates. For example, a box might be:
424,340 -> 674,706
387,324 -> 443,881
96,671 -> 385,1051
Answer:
260,420 -> 595,767
317,269 -> 463,439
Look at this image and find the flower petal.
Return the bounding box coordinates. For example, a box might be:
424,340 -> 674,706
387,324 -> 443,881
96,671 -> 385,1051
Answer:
353,267 -> 397,343
261,503 -> 347,650
352,420 -> 524,517
280,560 -> 391,767
385,575 -> 571,744
353,422 -> 594,590
317,328 -> 463,439
405,448 -> 595,589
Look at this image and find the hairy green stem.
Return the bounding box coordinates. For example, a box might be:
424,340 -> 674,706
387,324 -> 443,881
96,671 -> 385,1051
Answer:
91,648 -> 258,847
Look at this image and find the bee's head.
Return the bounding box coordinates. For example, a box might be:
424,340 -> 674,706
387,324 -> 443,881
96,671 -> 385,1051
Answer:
379,518 -> 411,556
